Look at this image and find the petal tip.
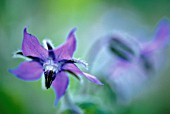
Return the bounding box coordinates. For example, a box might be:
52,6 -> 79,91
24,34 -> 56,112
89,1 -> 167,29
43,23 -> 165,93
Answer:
8,69 -> 20,79
71,27 -> 77,33
54,99 -> 59,106
8,69 -> 13,74
160,17 -> 169,24
98,81 -> 104,85
83,72 -> 104,85
92,79 -> 104,85
67,27 -> 77,39
158,18 -> 170,29
94,80 -> 104,85
24,27 -> 28,34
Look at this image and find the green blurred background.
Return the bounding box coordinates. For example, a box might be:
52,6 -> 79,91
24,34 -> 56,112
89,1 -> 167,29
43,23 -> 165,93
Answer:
1,0 -> 170,114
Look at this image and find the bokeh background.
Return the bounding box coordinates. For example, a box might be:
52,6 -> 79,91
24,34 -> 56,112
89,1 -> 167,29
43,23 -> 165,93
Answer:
1,0 -> 170,114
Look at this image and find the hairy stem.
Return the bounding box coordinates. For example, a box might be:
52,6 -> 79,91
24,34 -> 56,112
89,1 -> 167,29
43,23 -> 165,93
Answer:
63,92 -> 82,114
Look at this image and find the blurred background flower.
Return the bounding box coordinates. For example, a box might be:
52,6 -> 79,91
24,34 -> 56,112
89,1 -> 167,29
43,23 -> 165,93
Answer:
1,0 -> 170,114
87,17 -> 170,111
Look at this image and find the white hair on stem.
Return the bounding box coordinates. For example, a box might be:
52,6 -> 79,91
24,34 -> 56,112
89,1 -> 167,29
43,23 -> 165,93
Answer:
72,58 -> 88,70
41,74 -> 47,90
12,50 -> 31,61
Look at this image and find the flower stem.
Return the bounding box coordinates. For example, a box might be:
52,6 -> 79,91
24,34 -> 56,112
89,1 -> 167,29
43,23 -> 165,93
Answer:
63,92 -> 82,114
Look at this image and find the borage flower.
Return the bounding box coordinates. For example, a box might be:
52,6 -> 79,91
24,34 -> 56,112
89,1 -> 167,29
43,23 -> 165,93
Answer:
88,18 -> 170,103
9,28 -> 103,105
108,19 -> 170,103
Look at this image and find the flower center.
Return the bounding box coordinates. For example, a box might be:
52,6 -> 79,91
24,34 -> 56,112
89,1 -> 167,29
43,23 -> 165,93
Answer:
43,59 -> 59,89
43,59 -> 58,72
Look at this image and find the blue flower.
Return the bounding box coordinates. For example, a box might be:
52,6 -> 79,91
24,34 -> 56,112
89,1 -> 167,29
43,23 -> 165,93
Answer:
9,28 -> 103,105
109,19 -> 170,103
88,18 -> 170,103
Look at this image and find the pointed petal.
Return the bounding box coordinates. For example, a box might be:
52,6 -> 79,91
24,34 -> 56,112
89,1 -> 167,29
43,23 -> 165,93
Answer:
63,63 -> 103,85
22,28 -> 48,60
52,72 -> 69,105
83,72 -> 104,85
143,19 -> 170,53
53,28 -> 76,61
154,19 -> 170,47
9,61 -> 43,81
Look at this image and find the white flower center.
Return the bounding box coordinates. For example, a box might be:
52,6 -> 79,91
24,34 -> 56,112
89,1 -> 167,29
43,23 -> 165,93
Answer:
43,59 -> 58,72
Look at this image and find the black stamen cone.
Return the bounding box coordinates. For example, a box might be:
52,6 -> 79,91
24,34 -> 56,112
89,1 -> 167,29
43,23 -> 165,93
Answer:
44,70 -> 56,89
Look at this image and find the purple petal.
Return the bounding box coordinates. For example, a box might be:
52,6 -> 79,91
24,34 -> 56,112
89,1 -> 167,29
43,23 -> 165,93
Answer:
9,61 -> 43,81
63,63 -> 103,85
22,28 -> 48,60
109,61 -> 148,103
53,28 -> 76,61
52,72 -> 69,105
142,19 -> 170,54
83,72 -> 104,85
